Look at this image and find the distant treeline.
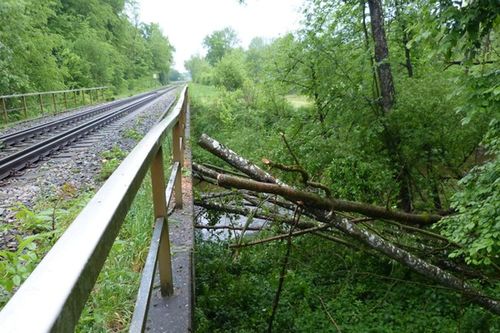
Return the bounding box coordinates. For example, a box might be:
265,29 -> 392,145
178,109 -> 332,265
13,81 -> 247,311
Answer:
0,0 -> 174,95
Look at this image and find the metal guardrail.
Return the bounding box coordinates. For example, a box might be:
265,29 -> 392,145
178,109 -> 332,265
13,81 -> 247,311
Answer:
0,87 -> 109,123
0,85 -> 188,332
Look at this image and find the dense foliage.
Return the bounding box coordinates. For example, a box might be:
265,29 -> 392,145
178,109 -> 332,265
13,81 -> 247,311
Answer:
189,0 -> 499,266
195,235 -> 500,332
0,0 -> 174,95
188,0 -> 499,330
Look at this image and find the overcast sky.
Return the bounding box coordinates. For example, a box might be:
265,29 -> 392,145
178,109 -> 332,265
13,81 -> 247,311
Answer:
138,0 -> 305,71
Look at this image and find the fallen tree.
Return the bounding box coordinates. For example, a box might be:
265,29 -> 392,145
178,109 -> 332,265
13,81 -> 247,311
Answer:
199,133 -> 442,226
195,133 -> 500,314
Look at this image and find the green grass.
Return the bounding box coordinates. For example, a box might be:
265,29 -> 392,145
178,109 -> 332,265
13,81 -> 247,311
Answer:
76,176 -> 155,332
98,146 -> 128,181
189,83 -> 219,104
123,128 -> 143,141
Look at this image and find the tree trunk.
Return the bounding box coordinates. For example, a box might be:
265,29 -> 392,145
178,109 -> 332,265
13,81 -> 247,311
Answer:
198,135 -> 437,225
361,0 -> 381,101
403,32 -> 414,77
395,0 -> 414,77
398,165 -> 413,212
367,0 -> 396,113
198,133 -> 283,184
217,174 -> 440,225
368,0 -> 415,211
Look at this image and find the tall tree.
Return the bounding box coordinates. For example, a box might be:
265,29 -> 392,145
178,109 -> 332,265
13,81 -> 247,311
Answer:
143,23 -> 174,84
367,0 -> 395,114
203,27 -> 239,66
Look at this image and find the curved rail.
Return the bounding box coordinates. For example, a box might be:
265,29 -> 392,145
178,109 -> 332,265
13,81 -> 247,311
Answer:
0,88 -> 174,180
0,87 -> 175,147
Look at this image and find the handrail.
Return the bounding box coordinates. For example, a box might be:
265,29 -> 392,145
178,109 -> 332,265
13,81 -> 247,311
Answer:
0,87 -> 108,99
0,85 -> 188,332
0,86 -> 109,123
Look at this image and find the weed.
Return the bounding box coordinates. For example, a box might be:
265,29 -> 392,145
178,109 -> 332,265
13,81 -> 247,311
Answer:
15,204 -> 53,234
0,236 -> 39,304
123,128 -> 142,141
99,146 -> 127,180
0,189 -> 94,308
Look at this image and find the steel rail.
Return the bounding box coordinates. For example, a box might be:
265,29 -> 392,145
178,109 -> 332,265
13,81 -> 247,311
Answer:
0,85 -> 187,333
0,87 -> 176,147
0,89 -> 172,180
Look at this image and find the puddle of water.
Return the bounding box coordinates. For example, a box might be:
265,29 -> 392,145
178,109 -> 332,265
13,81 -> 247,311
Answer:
194,205 -> 269,241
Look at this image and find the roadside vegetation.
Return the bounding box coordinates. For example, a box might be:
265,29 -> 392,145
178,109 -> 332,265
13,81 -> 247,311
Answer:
0,0 -> 181,124
0,184 -> 94,306
0,1 -> 175,96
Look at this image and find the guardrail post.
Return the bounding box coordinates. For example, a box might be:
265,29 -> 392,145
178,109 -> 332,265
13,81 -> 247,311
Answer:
39,95 -> 44,114
51,93 -> 57,113
1,98 -> 7,123
22,96 -> 28,118
150,146 -> 174,296
89,90 -> 93,104
73,91 -> 77,107
172,107 -> 184,209
63,92 -> 68,109
82,90 -> 85,104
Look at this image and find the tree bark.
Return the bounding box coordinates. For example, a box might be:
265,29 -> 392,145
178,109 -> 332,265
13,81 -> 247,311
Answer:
217,174 -> 440,225
198,133 -> 281,184
367,0 -> 396,113
361,0 -> 381,101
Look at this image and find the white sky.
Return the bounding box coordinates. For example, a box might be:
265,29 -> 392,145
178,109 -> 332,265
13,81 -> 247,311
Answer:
138,0 -> 305,71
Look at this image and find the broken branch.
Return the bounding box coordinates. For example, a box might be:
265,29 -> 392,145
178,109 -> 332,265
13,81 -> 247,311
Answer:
217,174 -> 441,225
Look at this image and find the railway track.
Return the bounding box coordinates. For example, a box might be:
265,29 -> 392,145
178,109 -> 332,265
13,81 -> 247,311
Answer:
0,86 -> 177,180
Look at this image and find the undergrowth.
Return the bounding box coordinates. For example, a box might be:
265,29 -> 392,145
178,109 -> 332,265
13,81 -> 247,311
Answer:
190,82 -> 500,332
195,235 -> 500,332
0,183 -> 93,306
